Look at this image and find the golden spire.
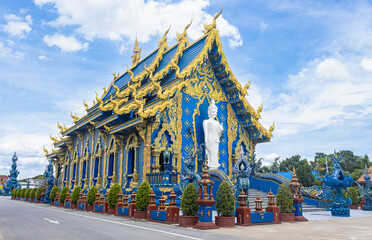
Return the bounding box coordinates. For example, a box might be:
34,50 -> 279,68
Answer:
131,36 -> 142,67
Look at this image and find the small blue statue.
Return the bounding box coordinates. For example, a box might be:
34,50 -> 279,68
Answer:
323,151 -> 353,216
357,165 -> 372,211
1,152 -> 21,196
232,146 -> 251,201
44,159 -> 55,203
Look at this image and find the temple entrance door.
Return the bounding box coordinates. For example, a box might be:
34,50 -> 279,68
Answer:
159,153 -> 164,172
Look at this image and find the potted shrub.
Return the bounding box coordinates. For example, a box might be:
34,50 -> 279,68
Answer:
31,188 -> 37,202
11,189 -> 15,199
135,181 -> 151,219
36,187 -> 42,203
346,186 -> 360,209
17,189 -> 22,200
50,186 -> 59,206
25,188 -> 32,201
215,181 -> 235,228
277,183 -> 294,222
87,186 -> 98,212
22,188 -> 27,200
180,183 -> 199,227
59,186 -> 69,207
71,186 -> 81,209
107,184 -> 121,215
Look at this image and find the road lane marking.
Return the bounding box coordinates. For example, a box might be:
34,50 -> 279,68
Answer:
19,202 -> 203,240
43,218 -> 60,224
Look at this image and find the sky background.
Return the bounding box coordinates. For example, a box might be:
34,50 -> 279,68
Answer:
1,0 -> 372,179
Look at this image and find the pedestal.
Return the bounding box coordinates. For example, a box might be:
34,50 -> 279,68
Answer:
236,206 -> 251,226
266,205 -> 280,223
193,201 -> 218,230
293,199 -> 308,221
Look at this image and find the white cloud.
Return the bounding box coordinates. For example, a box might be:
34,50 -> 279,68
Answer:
2,14 -> 32,38
43,34 -> 88,52
259,56 -> 372,138
34,0 -> 242,48
38,55 -> 51,61
361,57 -> 372,72
260,22 -> 268,32
0,41 -> 25,59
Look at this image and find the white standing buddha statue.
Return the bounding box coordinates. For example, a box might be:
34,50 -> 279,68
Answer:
203,99 -> 223,169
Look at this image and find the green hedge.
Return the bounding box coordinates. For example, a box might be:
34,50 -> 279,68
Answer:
87,186 -> 98,206
136,181 -> 151,211
25,188 -> 32,199
30,188 -> 37,199
180,183 -> 199,216
71,186 -> 81,204
277,183 -> 293,213
36,187 -> 42,200
107,184 -> 121,208
215,181 -> 235,217
59,186 -> 69,202
11,189 -> 15,197
21,188 -> 27,198
50,186 -> 60,201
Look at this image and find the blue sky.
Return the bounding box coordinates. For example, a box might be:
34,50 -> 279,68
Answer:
1,0 -> 372,179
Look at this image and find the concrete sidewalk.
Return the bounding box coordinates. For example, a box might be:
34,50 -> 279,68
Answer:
208,210 -> 372,240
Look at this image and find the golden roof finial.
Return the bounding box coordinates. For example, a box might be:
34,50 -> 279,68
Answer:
269,122 -> 275,138
177,20 -> 192,42
203,7 -> 223,34
131,36 -> 142,67
158,25 -> 171,47
83,99 -> 89,111
50,134 -> 59,144
43,146 -> 49,156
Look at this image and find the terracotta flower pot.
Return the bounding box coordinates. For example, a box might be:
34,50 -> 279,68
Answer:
107,207 -> 116,215
179,215 -> 199,227
349,205 -> 358,209
59,201 -> 64,207
86,205 -> 93,212
71,203 -> 78,209
279,213 -> 294,222
134,210 -> 147,219
215,216 -> 235,228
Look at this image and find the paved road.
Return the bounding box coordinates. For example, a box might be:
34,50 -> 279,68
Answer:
0,197 -> 245,240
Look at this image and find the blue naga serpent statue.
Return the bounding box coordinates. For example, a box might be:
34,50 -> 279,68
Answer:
323,151 -> 353,216
232,146 -> 251,200
44,159 -> 55,202
1,152 -> 21,196
356,165 -> 372,210
180,145 -> 202,192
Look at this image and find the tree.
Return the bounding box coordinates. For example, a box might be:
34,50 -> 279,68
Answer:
50,186 -> 60,201
180,183 -> 199,216
136,181 -> 151,211
279,155 -> 308,172
59,186 -> 69,202
296,164 -> 315,187
276,183 -> 293,213
270,157 -> 280,172
71,186 -> 81,204
107,184 -> 121,208
87,186 -> 98,206
215,181 -> 235,216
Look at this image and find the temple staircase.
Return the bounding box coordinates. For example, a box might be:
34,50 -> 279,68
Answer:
248,188 -> 326,212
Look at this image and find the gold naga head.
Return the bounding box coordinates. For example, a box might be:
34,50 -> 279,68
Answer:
177,19 -> 192,42
158,25 -> 171,47
203,7 -> 223,34
43,146 -> 49,156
